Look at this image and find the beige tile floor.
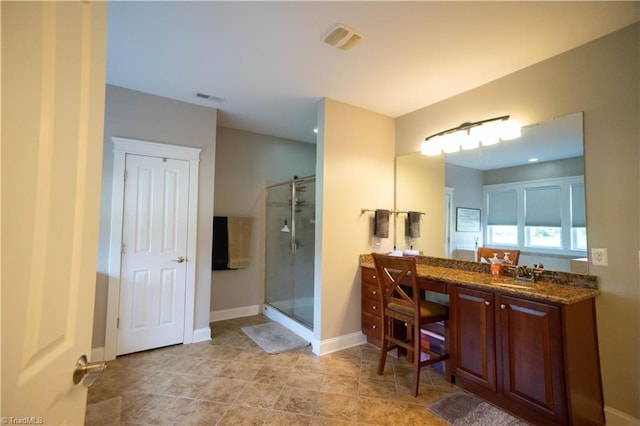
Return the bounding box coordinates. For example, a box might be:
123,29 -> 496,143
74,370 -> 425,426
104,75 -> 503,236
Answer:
86,315 -> 462,425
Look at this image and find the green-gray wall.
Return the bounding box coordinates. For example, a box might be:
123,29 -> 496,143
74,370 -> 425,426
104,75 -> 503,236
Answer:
93,85 -> 217,348
211,126 -> 316,316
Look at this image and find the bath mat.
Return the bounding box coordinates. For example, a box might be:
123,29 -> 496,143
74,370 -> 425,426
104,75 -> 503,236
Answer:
242,322 -> 310,354
429,392 -> 529,425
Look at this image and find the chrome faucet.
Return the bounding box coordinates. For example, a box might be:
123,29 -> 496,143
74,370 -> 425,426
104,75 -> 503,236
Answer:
515,266 -> 536,282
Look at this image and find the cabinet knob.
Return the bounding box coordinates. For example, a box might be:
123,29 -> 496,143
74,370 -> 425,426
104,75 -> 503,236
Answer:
372,325 -> 377,329
484,300 -> 491,306
501,304 -> 506,309
372,306 -> 377,310
372,291 -> 377,295
372,275 -> 376,279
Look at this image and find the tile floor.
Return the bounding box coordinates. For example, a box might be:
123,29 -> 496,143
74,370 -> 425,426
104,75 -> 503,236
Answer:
86,315 -> 471,425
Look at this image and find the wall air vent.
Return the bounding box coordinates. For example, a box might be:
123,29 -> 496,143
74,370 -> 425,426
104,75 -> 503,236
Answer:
323,24 -> 363,51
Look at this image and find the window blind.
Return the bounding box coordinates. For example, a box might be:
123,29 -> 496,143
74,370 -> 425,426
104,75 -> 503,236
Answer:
525,186 -> 561,227
487,189 -> 517,225
571,184 -> 586,227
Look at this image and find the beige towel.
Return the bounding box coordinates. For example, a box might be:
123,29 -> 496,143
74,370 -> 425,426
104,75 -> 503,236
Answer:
227,216 -> 254,269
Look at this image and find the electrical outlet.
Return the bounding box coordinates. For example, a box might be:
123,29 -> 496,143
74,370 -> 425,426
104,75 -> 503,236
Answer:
591,248 -> 608,266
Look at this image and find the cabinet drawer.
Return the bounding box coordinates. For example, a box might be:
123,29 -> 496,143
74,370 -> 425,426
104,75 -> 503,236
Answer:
361,267 -> 378,285
362,312 -> 382,344
362,281 -> 381,301
362,296 -> 382,316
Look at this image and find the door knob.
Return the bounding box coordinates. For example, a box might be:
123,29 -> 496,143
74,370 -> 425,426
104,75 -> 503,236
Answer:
73,354 -> 106,387
172,256 -> 185,263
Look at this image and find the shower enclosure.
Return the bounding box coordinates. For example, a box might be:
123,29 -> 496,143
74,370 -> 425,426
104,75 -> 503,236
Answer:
265,176 -> 315,328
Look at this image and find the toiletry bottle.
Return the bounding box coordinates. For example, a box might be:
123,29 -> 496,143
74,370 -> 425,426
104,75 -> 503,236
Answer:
503,253 -> 512,265
490,253 -> 501,277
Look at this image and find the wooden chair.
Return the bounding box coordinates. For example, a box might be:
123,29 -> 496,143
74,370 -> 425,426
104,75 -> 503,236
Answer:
477,247 -> 520,265
371,253 -> 449,396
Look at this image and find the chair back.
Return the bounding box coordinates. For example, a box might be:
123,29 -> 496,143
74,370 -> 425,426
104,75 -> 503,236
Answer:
477,247 -> 520,265
371,253 -> 419,318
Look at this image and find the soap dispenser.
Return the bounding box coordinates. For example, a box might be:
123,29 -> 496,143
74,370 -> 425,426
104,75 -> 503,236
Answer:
490,253 -> 501,276
503,252 -> 512,265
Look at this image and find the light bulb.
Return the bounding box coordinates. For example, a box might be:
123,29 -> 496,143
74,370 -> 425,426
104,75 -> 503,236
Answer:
500,119 -> 521,140
421,135 -> 443,156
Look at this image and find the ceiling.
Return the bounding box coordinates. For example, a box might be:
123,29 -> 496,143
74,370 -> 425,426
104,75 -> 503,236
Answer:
106,2 -> 639,144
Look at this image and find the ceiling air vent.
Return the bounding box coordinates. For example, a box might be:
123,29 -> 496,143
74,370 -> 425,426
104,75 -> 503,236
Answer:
323,24 -> 363,51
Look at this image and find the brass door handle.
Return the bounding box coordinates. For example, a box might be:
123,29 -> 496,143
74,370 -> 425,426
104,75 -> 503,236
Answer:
73,354 -> 106,387
172,256 -> 185,263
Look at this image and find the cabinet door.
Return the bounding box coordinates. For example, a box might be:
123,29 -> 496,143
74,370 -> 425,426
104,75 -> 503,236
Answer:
451,286 -> 497,391
499,295 -> 566,422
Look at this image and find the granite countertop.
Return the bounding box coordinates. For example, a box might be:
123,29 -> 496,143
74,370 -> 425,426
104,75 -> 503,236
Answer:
360,254 -> 600,305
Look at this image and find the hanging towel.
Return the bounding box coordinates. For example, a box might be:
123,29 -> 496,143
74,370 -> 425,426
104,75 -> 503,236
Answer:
374,209 -> 390,238
227,216 -> 254,269
212,216 -> 230,270
407,211 -> 421,238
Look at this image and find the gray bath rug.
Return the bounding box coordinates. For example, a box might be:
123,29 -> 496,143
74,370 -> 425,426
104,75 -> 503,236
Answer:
242,322 -> 310,354
429,392 -> 530,425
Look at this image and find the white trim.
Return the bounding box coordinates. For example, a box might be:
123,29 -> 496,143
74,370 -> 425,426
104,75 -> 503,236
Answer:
262,304 -> 319,354
192,327 -> 212,343
104,137 -> 201,360
90,347 -> 105,362
316,331 -> 367,356
604,406 -> 640,426
210,305 -> 260,322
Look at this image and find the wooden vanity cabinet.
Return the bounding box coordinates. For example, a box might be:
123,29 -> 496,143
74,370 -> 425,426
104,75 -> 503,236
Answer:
361,266 -> 383,346
451,285 -> 604,426
449,286 -> 497,392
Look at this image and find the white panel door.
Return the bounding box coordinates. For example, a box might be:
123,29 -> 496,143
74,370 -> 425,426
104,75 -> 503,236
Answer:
117,154 -> 190,355
1,2 -> 107,423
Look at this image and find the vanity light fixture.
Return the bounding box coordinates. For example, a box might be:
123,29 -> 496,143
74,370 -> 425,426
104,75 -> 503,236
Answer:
421,115 -> 521,156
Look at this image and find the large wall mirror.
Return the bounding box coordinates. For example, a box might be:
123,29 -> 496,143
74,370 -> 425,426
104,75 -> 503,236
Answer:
395,112 -> 587,273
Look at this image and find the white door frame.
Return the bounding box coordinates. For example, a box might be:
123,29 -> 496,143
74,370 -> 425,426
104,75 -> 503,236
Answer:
104,137 -> 201,360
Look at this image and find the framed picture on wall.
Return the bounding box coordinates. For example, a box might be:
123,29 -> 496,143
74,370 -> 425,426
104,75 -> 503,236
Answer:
456,207 -> 481,232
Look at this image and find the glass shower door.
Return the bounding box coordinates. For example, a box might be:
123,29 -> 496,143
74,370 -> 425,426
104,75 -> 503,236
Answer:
265,178 -> 315,328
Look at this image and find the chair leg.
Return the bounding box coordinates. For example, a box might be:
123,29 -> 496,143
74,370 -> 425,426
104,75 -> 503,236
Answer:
406,323 -> 414,364
377,317 -> 390,376
412,324 -> 421,396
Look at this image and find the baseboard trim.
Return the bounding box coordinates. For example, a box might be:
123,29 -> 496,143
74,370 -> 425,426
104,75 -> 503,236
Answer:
604,405 -> 639,426
90,346 -> 105,362
210,305 -> 260,322
192,327 -> 212,343
317,331 -> 368,356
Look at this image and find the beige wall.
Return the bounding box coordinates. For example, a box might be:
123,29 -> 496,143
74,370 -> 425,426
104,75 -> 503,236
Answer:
395,24 -> 640,420
212,126 -> 316,312
93,85 -> 217,348
395,154 -> 445,255
317,98 -> 395,341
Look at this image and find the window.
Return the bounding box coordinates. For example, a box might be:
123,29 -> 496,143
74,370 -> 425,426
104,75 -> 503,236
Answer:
571,183 -> 587,250
484,176 -> 586,254
525,186 -> 562,248
486,189 -> 518,245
